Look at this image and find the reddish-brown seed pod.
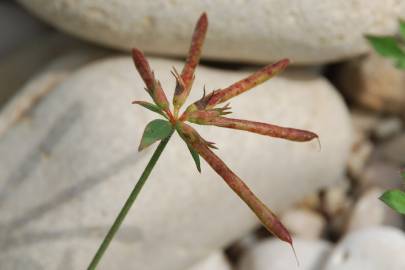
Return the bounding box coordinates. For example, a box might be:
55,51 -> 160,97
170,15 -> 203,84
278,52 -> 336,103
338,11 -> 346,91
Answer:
206,59 -> 290,108
177,122 -> 293,245
131,48 -> 170,110
173,13 -> 208,112
131,48 -> 155,93
207,117 -> 318,142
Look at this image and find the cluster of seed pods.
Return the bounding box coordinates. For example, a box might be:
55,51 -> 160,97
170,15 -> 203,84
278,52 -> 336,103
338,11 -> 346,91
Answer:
132,13 -> 318,252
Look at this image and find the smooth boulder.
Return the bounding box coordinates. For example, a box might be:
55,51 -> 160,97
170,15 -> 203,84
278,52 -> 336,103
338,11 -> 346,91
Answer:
0,55 -> 351,269
18,0 -> 403,64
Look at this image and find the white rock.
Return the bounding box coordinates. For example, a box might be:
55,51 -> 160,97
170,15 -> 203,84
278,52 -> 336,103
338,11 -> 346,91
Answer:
238,238 -> 332,270
0,56 -> 351,270
324,226 -> 405,270
346,188 -> 402,233
323,179 -> 351,217
280,208 -> 326,239
297,192 -> 321,210
188,251 -> 232,270
18,0 -> 403,64
347,132 -> 373,179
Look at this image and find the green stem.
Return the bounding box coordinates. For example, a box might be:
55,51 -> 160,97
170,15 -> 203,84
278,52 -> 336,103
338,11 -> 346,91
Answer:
87,131 -> 174,270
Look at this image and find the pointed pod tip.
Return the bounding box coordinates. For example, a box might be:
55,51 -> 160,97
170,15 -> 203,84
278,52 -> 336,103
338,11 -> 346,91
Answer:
200,12 -> 208,22
131,48 -> 144,58
196,12 -> 208,30
290,241 -> 300,267
277,58 -> 291,70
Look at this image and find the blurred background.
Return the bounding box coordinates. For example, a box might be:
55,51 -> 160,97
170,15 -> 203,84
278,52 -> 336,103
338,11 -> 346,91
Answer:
1,1 -> 405,269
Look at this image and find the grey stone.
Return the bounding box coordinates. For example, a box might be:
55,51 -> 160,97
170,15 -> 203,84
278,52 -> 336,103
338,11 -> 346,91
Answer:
238,238 -> 332,270
324,226 -> 405,270
280,208 -> 326,239
0,55 -> 351,270
18,0 -> 403,64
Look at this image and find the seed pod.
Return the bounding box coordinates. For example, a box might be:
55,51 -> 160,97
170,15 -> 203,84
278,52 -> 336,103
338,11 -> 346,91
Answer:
132,48 -> 170,110
177,122 -> 293,245
207,117 -> 318,142
173,13 -> 208,113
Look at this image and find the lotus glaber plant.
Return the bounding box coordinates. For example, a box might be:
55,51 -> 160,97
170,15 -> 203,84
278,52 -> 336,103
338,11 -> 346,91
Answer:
88,12 -> 318,269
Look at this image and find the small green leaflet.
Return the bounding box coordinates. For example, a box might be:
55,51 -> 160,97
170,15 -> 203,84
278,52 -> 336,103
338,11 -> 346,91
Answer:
132,101 -> 166,117
365,35 -> 404,59
187,144 -> 201,172
138,119 -> 173,151
400,20 -> 405,40
401,170 -> 405,181
380,189 -> 405,215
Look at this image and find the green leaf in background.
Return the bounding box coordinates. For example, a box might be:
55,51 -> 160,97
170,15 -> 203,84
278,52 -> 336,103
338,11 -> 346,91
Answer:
138,119 -> 173,151
395,57 -> 405,70
187,144 -> 201,172
132,101 -> 166,117
401,170 -> 405,180
399,20 -> 405,40
365,35 -> 404,59
380,189 -> 405,214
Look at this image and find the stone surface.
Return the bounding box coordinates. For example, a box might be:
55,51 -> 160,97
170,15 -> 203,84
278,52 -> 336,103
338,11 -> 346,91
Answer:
347,131 -> 373,179
346,188 -> 403,232
280,208 -> 326,239
324,226 -> 405,270
238,238 -> 332,270
361,159 -> 403,190
336,52 -> 405,114
18,0 -> 403,64
350,109 -> 379,135
188,251 -> 231,270
323,179 -> 351,217
0,56 -> 351,270
373,117 -> 402,141
379,133 -> 405,165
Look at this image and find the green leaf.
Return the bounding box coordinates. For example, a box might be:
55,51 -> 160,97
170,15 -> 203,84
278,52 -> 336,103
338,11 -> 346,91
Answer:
138,119 -> 173,151
132,101 -> 166,117
187,145 -> 201,172
395,57 -> 405,70
366,35 -> 404,58
399,20 -> 405,40
401,170 -> 405,180
380,189 -> 405,214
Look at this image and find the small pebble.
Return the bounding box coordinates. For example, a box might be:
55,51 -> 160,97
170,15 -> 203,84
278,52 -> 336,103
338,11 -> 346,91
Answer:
373,117 -> 402,141
324,226 -> 405,270
280,208 -> 326,239
348,187 -> 403,232
379,134 -> 405,165
323,179 -> 351,217
188,252 -> 232,270
348,132 -> 373,179
238,238 -> 332,270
